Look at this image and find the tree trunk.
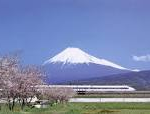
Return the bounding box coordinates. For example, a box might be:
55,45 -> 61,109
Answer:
8,100 -> 12,111
11,98 -> 15,111
21,99 -> 25,110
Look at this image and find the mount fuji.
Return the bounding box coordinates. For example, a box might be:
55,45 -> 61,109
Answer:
43,47 -> 133,84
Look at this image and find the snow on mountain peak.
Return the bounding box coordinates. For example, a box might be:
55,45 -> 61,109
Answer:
43,47 -> 128,70
44,47 -> 93,64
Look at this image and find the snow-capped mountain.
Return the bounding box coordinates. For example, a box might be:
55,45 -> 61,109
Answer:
44,47 -> 128,70
43,47 -> 132,84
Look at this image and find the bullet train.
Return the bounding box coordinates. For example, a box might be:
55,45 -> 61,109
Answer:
37,85 -> 135,93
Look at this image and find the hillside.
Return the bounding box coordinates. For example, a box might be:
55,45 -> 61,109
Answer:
65,70 -> 150,91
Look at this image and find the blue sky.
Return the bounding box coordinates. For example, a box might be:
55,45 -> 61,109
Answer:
0,0 -> 150,70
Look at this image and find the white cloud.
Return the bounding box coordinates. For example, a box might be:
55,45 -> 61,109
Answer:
133,54 -> 150,62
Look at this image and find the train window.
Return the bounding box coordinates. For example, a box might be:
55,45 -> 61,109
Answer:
89,88 -> 129,89
72,87 -> 129,90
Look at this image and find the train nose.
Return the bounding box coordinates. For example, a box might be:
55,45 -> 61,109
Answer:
129,87 -> 136,91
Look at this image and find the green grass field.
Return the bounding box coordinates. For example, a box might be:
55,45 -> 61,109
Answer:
1,102 -> 150,114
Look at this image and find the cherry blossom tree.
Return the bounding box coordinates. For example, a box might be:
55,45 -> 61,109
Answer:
18,66 -> 45,110
43,87 -> 76,104
0,54 -> 45,110
0,54 -> 20,110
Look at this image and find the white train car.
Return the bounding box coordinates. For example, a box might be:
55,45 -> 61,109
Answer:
37,85 -> 135,93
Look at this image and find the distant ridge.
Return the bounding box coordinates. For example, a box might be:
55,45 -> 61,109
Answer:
66,70 -> 150,91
